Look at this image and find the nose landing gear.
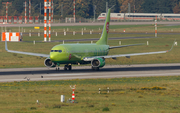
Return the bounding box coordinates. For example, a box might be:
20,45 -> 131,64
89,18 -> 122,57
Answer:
64,64 -> 72,70
55,63 -> 60,71
56,67 -> 60,71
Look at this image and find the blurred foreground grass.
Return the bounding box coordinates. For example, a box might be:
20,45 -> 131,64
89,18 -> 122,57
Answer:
0,76 -> 180,112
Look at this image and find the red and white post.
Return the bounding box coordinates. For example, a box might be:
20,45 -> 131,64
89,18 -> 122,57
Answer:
49,0 -> 51,41
25,1 -> 27,24
72,89 -> 75,103
29,0 -> 31,23
70,85 -> 76,103
73,0 -> 75,23
155,16 -> 157,37
44,0 -> 47,42
2,2 -> 11,24
6,3 -> 8,23
51,0 -> 53,23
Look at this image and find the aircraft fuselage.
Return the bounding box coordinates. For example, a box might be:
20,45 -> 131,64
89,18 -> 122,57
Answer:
50,43 -> 109,64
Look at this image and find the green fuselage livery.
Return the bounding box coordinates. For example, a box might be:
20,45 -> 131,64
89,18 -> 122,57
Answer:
50,44 -> 109,64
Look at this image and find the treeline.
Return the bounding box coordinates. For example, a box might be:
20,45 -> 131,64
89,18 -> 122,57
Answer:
0,0 -> 180,19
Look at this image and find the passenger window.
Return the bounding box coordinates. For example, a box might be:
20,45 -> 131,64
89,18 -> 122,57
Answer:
51,50 -> 62,53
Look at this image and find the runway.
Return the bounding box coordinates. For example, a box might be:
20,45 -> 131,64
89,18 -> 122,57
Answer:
0,63 -> 180,82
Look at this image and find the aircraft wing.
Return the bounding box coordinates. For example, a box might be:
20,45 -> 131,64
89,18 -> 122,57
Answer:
109,43 -> 144,49
83,41 -> 174,61
5,40 -> 49,58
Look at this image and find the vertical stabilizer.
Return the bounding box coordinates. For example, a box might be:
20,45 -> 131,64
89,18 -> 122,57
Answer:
96,8 -> 111,45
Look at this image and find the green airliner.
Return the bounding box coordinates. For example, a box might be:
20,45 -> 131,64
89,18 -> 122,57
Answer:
5,8 -> 174,71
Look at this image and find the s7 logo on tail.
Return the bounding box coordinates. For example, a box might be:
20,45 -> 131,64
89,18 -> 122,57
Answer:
106,22 -> 109,33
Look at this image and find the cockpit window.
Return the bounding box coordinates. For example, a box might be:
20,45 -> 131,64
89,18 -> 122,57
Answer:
51,50 -> 62,53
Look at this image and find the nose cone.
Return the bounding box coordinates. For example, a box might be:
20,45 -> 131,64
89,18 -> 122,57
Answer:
50,53 -> 56,61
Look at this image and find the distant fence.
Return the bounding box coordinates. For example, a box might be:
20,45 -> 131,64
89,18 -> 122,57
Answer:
0,16 -> 180,24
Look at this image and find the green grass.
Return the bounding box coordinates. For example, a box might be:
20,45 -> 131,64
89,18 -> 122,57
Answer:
0,34 -> 178,68
0,76 -> 180,112
4,24 -> 180,33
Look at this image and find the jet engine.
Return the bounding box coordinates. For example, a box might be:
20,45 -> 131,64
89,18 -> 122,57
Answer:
91,57 -> 105,68
44,58 -> 56,67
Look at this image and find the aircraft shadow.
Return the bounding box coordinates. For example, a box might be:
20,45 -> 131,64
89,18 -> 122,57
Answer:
0,65 -> 180,76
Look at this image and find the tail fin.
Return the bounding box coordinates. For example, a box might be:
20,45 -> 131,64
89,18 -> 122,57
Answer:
96,8 -> 111,45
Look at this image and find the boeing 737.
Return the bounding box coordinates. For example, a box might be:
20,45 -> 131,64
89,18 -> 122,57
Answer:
5,8 -> 174,71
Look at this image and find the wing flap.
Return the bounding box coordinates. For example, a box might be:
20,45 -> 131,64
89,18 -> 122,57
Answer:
109,43 -> 144,49
103,50 -> 167,59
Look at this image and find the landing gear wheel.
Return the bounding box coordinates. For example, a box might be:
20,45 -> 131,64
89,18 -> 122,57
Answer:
68,65 -> 72,70
64,65 -> 68,70
56,67 -> 60,71
92,67 -> 99,71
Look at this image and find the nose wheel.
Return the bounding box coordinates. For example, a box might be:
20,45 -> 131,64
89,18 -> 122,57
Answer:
56,67 -> 60,71
64,64 -> 72,70
55,63 -> 60,71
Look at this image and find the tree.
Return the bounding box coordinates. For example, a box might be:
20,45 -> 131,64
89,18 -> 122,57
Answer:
114,0 -> 121,13
87,0 -> 94,18
173,4 -> 180,13
141,0 -> 173,13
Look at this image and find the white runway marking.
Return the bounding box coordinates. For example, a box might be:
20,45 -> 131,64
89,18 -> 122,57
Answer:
0,72 -> 179,82
1,63 -> 180,82
42,73 -> 89,76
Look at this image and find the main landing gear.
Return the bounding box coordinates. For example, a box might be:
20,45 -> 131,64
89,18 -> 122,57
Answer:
64,64 -> 72,71
55,64 -> 72,71
92,66 -> 99,71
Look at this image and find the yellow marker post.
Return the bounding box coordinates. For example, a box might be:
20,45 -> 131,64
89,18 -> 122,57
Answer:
34,27 -> 40,29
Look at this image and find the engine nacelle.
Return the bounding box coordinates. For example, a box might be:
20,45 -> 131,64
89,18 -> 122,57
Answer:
91,58 -> 105,68
44,58 -> 56,67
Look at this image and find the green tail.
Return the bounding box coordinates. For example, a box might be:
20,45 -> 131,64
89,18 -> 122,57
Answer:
96,9 -> 111,45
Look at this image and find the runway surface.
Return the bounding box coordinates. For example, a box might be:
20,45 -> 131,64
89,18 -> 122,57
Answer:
0,63 -> 180,82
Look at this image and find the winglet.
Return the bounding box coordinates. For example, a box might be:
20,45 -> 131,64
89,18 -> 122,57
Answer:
5,38 -> 8,51
167,39 -> 176,52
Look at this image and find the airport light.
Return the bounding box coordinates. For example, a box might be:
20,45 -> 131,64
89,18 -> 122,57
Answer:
44,0 -> 47,42
51,0 -> 53,23
24,1 -> 27,24
49,0 -> 51,41
94,5 -> 96,22
155,16 -> 157,37
2,2 -> 12,24
70,85 -> 76,103
73,0 -> 75,23
29,0 -> 31,22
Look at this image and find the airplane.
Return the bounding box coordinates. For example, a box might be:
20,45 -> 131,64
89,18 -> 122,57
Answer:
5,8 -> 174,71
